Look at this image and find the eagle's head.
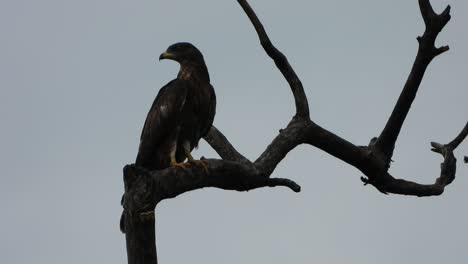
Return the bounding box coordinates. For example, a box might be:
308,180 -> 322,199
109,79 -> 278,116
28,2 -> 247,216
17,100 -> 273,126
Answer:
159,42 -> 209,81
159,42 -> 204,65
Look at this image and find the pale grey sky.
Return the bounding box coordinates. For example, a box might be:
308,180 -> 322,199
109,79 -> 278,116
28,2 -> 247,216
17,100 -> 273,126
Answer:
0,0 -> 467,263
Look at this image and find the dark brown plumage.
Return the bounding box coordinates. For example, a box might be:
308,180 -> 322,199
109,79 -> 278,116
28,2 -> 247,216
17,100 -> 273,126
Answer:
121,43 -> 216,233
135,42 -> 216,170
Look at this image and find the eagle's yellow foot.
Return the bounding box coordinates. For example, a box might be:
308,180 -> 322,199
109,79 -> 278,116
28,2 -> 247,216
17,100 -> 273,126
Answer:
170,161 -> 190,171
188,159 -> 209,173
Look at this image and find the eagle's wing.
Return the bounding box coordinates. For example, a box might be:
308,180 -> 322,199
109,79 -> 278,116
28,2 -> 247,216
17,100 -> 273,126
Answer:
201,83 -> 216,136
135,79 -> 189,168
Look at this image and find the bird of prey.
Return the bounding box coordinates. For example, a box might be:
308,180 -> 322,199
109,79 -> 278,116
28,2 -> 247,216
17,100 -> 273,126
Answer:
120,42 -> 216,233
135,42 -> 216,170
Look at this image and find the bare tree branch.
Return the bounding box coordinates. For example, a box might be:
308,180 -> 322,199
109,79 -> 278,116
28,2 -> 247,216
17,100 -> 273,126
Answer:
203,126 -> 250,163
446,121 -> 468,150
363,122 -> 467,196
254,118 -> 311,175
304,122 -> 372,173
121,158 -> 301,264
237,0 -> 310,119
121,165 -> 157,264
374,1 -> 451,166
126,161 -> 300,204
122,1 -> 465,263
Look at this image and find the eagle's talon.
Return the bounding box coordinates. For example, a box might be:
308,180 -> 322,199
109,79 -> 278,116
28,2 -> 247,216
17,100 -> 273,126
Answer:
170,161 -> 191,172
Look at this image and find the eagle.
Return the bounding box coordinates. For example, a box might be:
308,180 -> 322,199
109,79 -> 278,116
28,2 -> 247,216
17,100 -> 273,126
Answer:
135,42 -> 216,170
120,43 -> 216,233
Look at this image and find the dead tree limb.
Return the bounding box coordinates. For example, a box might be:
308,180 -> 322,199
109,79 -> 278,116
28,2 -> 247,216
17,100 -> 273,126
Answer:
121,1 -> 466,263
363,122 -> 468,196
237,0 -> 309,119
373,1 -> 451,166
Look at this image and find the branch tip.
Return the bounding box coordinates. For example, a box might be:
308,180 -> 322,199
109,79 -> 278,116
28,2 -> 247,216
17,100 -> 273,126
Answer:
441,5 -> 452,26
268,178 -> 301,192
434,45 -> 449,56
361,177 -> 369,185
430,141 -> 444,154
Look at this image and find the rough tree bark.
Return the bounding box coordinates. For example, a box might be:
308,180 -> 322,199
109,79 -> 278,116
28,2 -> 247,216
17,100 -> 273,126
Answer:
120,1 -> 467,263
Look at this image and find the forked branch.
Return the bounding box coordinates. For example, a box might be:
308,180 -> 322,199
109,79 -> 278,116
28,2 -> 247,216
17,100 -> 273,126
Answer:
365,122 -> 468,196
122,1 -> 466,264
374,0 -> 451,165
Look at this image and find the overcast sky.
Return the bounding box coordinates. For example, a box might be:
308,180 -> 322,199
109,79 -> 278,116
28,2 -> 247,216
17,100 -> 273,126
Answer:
1,0 -> 467,263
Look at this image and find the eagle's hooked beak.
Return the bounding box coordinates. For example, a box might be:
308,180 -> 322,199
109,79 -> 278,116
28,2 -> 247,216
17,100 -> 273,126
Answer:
159,51 -> 176,61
